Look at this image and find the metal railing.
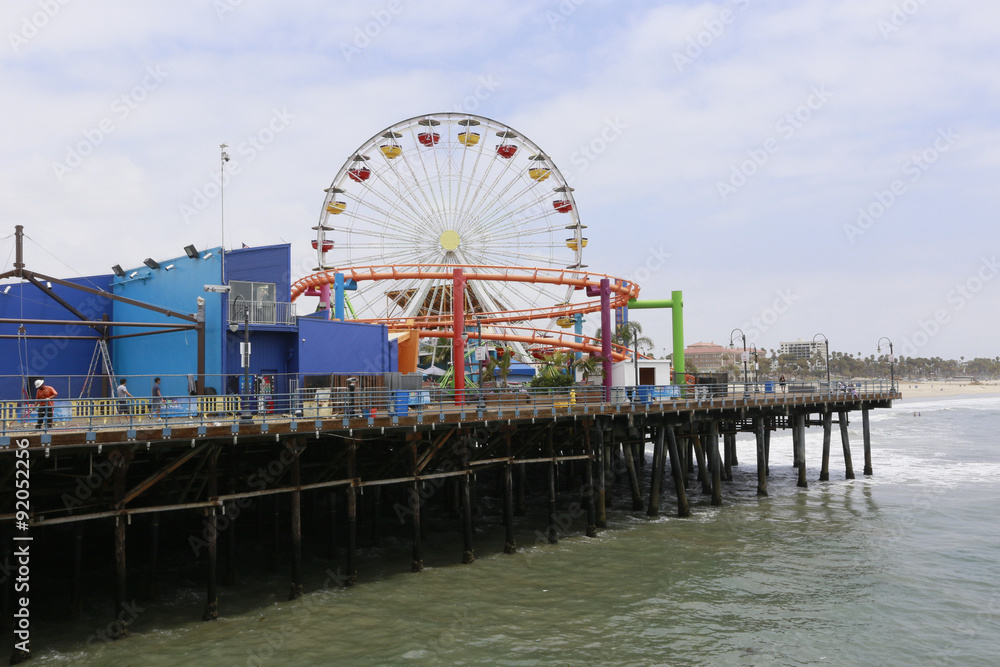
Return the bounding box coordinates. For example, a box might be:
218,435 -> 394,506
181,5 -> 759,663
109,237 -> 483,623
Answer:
227,300 -> 297,326
0,379 -> 898,436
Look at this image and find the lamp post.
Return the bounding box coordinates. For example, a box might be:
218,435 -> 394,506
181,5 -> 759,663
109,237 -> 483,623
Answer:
729,328 -> 748,384
230,294 -> 252,421
476,315 -> 486,410
877,337 -> 894,392
813,333 -> 830,387
749,344 -> 759,384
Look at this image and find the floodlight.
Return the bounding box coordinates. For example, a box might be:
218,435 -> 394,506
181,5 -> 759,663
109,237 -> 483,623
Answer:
143,258 -> 160,269
184,245 -> 199,259
112,265 -> 125,277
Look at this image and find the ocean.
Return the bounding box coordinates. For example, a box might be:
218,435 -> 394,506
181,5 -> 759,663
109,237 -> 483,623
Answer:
20,395 -> 1000,666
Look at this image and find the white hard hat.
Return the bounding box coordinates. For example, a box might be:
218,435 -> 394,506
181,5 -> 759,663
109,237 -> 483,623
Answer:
34,379 -> 44,388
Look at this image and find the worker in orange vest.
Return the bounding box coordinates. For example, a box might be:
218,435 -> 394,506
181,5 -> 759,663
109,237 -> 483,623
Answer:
34,378 -> 58,429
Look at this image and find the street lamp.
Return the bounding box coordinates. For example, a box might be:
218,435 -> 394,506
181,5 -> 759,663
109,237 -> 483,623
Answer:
749,343 -> 759,384
729,328 -> 748,384
230,294 -> 253,421
877,337 -> 895,392
475,315 -> 486,410
813,333 -> 830,386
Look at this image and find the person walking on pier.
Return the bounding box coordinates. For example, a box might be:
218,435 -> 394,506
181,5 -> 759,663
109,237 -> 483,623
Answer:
151,377 -> 163,418
779,375 -> 786,392
116,378 -> 133,415
34,378 -> 58,429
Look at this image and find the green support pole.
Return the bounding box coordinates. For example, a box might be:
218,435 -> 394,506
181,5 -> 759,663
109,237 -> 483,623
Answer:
626,290 -> 684,387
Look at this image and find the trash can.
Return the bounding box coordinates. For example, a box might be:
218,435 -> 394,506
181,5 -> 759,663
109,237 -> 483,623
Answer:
765,381 -> 774,393
636,386 -> 652,404
394,391 -> 409,414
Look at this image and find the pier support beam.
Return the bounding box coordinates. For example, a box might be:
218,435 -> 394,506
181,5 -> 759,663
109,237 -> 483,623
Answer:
547,429 -> 558,544
595,424 -> 607,528
862,407 -> 873,476
646,426 -> 665,518
224,443 -> 237,587
461,439 -> 475,564
202,445 -> 219,621
692,435 -> 711,495
838,411 -> 856,479
764,422 -> 771,476
346,441 -> 358,585
147,513 -> 160,601
754,417 -> 767,497
820,412 -> 832,482
795,414 -> 808,488
723,431 -> 734,482
622,439 -> 644,511
514,463 -> 527,517
288,441 -> 303,600
409,433 -> 425,570
112,453 -> 130,636
708,422 -> 722,506
665,424 -> 689,517
584,443 -> 597,536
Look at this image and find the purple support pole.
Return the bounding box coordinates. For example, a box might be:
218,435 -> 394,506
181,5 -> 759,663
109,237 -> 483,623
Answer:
587,279 -> 613,402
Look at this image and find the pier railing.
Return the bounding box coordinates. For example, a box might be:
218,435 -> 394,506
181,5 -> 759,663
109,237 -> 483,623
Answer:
0,378 -> 898,436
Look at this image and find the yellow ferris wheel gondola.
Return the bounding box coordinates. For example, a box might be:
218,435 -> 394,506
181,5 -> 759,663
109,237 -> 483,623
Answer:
457,118 -> 480,146
380,131 -> 402,159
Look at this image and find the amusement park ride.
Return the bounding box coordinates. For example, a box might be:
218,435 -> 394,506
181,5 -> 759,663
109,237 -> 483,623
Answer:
289,113 -> 685,399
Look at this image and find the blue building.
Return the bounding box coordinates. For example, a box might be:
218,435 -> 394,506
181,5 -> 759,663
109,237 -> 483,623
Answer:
1,233 -> 397,403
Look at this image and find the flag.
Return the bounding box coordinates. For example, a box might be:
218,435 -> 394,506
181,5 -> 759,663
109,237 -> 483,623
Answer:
241,242 -> 249,249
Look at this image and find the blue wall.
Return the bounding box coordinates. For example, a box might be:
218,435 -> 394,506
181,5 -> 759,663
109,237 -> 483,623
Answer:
112,248 -> 223,397
0,276 -> 114,399
296,316 -> 394,375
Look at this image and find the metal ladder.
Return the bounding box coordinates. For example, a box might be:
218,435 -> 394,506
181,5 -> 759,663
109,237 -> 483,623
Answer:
80,338 -> 114,398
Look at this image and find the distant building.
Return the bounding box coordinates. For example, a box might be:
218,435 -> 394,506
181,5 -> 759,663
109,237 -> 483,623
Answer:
682,342 -> 742,372
779,339 -> 827,360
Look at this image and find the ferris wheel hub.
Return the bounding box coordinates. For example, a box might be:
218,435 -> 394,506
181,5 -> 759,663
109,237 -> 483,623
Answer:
439,230 -> 461,251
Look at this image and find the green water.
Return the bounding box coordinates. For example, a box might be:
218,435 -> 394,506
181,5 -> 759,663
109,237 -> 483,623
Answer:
21,397 -> 1000,665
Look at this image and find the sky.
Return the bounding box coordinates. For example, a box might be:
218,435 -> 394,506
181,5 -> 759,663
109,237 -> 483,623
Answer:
1,0 -> 998,361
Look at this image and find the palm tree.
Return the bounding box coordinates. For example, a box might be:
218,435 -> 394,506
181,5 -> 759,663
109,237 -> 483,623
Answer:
496,347 -> 514,388
573,353 -> 603,383
594,321 -> 654,355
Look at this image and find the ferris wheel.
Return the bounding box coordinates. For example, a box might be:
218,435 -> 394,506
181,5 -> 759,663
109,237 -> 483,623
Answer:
312,113 -> 586,330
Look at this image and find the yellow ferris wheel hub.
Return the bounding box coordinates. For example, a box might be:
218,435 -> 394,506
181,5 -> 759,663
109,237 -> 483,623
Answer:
439,230 -> 461,251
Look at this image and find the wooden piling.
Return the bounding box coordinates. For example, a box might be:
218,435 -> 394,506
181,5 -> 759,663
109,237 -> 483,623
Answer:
838,411 -> 855,479
730,430 -> 739,467
764,422 -> 771,476
622,438 -> 644,511
346,441 -> 358,585
202,445 -> 219,621
71,521 -> 84,619
795,414 -> 808,488
708,422 -> 722,506
664,424 -> 690,517
595,423 -> 607,528
723,431 -> 734,482
754,417 -> 767,497
409,433 -> 425,569
461,439 -> 475,564
646,426 -> 665,517
147,513 -> 159,601
515,463 -> 527,517
692,435 -> 712,495
224,443 -> 237,587
288,441 -> 303,600
862,407 -> 873,476
328,491 -> 338,559
819,412 -> 832,482
547,428 -> 558,544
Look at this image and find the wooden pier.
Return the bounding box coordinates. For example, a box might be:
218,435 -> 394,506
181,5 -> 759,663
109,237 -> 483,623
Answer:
0,384 -> 898,662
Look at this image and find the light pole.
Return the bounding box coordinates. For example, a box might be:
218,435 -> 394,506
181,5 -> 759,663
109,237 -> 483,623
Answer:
476,315 -> 486,410
230,294 -> 252,421
877,337 -> 894,392
813,333 -> 830,386
749,344 -> 759,384
729,328 -> 748,384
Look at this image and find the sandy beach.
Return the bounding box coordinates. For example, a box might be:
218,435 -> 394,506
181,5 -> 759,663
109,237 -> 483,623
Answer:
896,380 -> 1000,400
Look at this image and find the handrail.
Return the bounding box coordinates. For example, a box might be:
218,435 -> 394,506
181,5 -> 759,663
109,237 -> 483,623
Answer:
0,379 -> 899,436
